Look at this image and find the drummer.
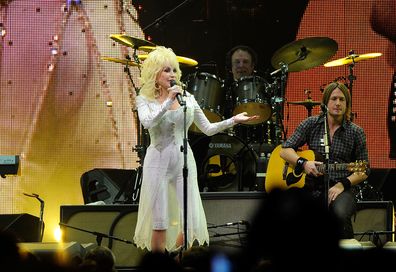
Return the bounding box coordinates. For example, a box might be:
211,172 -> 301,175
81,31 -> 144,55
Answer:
224,45 -> 259,118
226,45 -> 258,81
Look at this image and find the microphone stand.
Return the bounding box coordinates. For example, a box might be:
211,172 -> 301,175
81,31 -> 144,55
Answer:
23,193 -> 45,242
322,108 -> 330,208
180,92 -> 189,252
59,222 -> 136,247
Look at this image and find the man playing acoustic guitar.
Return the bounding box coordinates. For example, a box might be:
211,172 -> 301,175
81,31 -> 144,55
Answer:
277,82 -> 370,239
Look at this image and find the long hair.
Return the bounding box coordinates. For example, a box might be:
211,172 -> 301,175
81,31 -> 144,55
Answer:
139,46 -> 182,100
321,82 -> 352,121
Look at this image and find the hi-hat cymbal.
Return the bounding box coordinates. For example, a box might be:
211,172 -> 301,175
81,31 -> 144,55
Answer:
110,34 -> 155,49
138,54 -> 198,67
323,53 -> 382,67
101,56 -> 140,66
271,37 -> 338,72
288,99 -> 321,107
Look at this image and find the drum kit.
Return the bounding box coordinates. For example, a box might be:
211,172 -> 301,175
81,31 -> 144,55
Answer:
103,34 -> 382,193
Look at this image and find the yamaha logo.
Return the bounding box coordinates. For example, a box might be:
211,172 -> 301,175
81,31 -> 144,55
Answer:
209,143 -> 232,149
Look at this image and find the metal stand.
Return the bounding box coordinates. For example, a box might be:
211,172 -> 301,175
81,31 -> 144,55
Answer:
180,96 -> 189,252
322,105 -> 330,207
123,54 -> 147,205
271,62 -> 288,143
346,51 -> 357,120
23,193 -> 45,242
59,222 -> 135,247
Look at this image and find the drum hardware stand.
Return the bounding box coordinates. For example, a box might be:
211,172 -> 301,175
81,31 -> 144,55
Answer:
271,62 -> 288,143
123,54 -> 146,204
345,50 -> 357,120
304,89 -> 314,117
239,141 -> 259,191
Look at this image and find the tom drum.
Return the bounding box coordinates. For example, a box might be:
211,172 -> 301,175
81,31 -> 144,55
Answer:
186,72 -> 225,133
232,76 -> 272,125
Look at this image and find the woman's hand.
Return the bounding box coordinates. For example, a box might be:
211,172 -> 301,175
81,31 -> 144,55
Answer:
167,85 -> 183,101
233,112 -> 260,123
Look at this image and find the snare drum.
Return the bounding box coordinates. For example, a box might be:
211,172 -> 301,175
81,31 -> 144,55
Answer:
186,72 -> 225,133
232,76 -> 272,125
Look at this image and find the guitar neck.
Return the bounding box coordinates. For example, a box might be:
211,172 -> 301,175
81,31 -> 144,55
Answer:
316,163 -> 348,173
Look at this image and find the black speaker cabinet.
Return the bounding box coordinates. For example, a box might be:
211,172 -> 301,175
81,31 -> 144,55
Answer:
353,201 -> 395,244
200,191 -> 265,249
0,213 -> 41,242
80,168 -> 140,205
60,205 -> 145,268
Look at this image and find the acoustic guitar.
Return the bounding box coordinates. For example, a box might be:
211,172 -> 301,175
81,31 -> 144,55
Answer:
265,145 -> 368,193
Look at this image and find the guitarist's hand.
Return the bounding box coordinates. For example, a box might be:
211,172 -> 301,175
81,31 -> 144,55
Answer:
328,183 -> 344,204
303,161 -> 323,177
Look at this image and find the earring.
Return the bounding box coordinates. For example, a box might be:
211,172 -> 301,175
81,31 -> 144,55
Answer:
155,82 -> 160,90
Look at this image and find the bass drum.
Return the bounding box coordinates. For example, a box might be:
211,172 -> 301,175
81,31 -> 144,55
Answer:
190,133 -> 256,192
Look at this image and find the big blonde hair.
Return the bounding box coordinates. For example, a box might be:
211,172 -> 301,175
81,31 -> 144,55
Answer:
139,46 -> 182,100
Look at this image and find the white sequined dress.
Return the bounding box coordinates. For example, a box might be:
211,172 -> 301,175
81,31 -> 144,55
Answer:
133,92 -> 235,251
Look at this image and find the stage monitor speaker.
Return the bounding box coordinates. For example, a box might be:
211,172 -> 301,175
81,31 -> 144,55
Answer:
60,204 -> 145,268
80,168 -> 140,205
0,213 -> 41,242
353,201 -> 394,245
18,242 -> 85,265
201,191 -> 265,250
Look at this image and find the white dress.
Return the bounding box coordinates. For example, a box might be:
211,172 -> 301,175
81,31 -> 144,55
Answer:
133,92 -> 235,251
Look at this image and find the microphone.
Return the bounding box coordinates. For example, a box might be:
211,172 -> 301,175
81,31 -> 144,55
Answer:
320,103 -> 328,113
170,80 -> 185,105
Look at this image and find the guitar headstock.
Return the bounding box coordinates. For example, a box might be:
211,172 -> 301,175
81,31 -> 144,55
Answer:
347,160 -> 368,174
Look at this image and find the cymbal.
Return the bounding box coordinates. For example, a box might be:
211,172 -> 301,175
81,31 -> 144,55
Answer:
138,54 -> 198,67
271,37 -> 338,72
138,46 -> 156,52
110,34 -> 155,49
323,52 -> 382,67
288,99 -> 321,107
101,56 -> 140,66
